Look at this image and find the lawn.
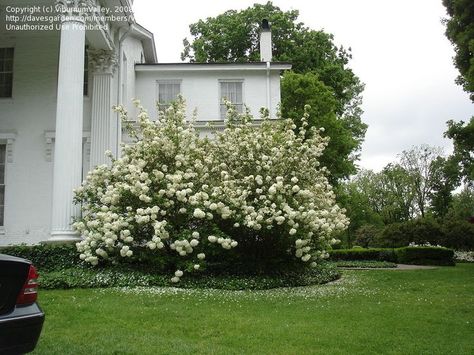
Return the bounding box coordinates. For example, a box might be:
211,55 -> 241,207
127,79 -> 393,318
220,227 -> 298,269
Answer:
33,264 -> 474,355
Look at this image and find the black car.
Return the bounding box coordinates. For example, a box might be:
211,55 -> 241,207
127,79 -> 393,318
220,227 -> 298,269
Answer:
0,254 -> 45,354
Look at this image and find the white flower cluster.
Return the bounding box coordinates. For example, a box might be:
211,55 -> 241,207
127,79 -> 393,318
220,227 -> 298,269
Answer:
73,97 -> 348,280
408,242 -> 443,248
207,235 -> 238,249
454,250 -> 474,263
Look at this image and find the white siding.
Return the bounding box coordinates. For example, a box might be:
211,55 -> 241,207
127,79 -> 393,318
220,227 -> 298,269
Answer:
135,69 -> 282,121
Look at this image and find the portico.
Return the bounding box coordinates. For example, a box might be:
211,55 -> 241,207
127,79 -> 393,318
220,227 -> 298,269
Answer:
0,0 -> 156,245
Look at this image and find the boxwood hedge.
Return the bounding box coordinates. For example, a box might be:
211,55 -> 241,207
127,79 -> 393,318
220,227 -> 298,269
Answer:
329,246 -> 454,266
329,248 -> 397,262
0,244 -> 81,271
395,246 -> 455,266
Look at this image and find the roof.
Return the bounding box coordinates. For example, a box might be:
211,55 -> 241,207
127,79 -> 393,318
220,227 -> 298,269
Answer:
130,23 -> 158,63
135,62 -> 292,72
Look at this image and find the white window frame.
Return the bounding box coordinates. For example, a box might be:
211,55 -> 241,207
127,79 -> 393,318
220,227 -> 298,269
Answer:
218,79 -> 244,120
0,47 -> 14,98
156,80 -> 182,113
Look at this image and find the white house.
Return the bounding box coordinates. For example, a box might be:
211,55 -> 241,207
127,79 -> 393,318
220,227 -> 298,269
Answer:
0,0 -> 291,246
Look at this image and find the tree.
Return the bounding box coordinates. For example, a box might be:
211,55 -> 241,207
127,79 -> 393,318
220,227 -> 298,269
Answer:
358,167 -> 415,224
442,186 -> 474,250
337,178 -> 383,247
378,164 -> 416,223
339,147 -> 462,247
349,170 -> 388,221
340,166 -> 414,231
281,71 -> 365,182
342,148 -> 454,228
442,0 -> 474,101
428,156 -> 460,217
444,117 -> 474,185
182,2 -> 366,182
399,145 -> 445,217
447,186 -> 474,220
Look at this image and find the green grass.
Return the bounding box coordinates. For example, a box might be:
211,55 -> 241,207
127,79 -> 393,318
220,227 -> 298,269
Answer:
33,264 -> 474,355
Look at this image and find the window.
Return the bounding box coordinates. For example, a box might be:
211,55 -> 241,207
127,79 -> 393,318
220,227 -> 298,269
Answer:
83,47 -> 89,96
157,80 -> 181,112
0,145 -> 5,226
0,48 -> 14,98
220,80 -> 243,120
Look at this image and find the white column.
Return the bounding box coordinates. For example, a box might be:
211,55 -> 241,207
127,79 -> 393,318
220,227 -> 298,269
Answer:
49,12 -> 86,242
89,50 -> 118,167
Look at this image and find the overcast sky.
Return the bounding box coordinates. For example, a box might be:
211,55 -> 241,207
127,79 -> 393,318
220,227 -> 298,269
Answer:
133,0 -> 473,172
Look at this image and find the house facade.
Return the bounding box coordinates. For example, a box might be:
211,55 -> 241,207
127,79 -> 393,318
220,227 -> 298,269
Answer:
0,0 -> 290,246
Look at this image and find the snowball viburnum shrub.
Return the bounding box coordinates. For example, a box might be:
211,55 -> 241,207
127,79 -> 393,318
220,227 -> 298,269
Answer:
73,97 -> 348,280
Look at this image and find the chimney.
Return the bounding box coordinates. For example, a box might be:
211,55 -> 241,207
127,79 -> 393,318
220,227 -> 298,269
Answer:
259,19 -> 272,62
